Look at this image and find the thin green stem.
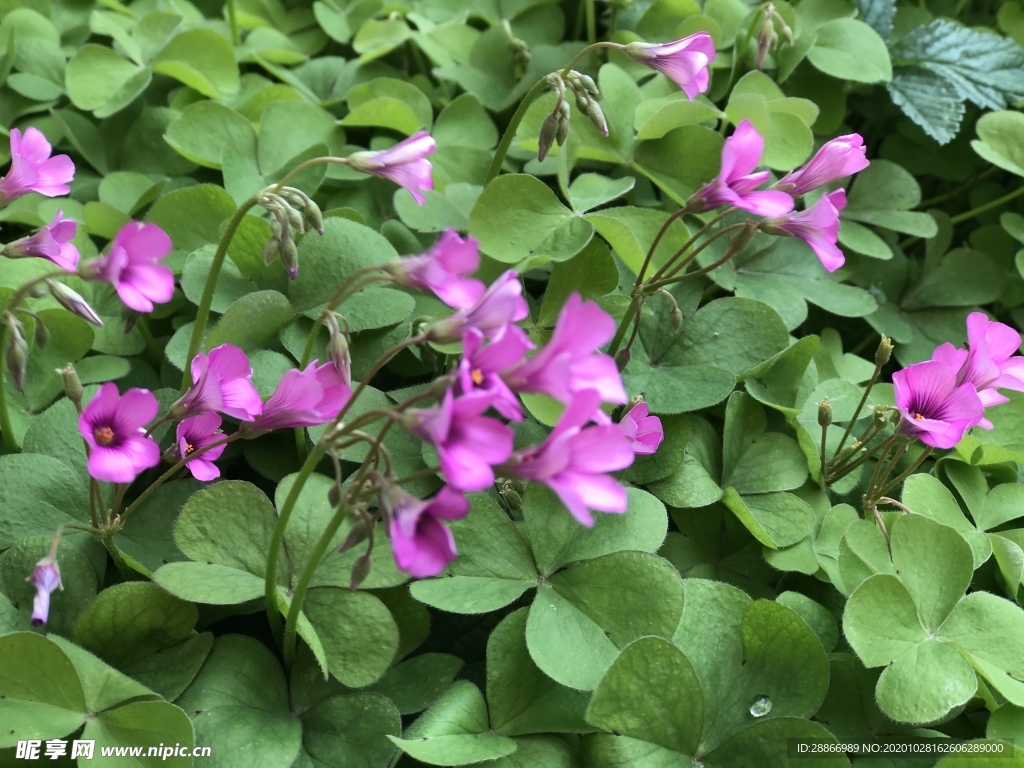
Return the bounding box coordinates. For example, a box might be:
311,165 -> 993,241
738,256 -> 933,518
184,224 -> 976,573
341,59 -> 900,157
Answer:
180,198 -> 258,392
226,0 -> 240,45
649,208 -> 734,282
635,207 -> 690,287
829,434 -> 897,486
0,326 -> 16,453
819,423 -> 828,487
485,78 -> 550,185
651,223 -> 748,285
877,446 -> 932,498
607,296 -> 639,356
584,0 -> 596,43
863,436 -> 899,496
949,184 -> 1024,225
832,362 -> 882,459
264,444 -> 325,642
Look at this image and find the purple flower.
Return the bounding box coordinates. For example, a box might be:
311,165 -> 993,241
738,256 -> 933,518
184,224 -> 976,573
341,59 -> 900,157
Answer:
763,189 -> 847,272
386,229 -> 485,310
503,389 -> 635,526
689,120 -> 794,217
383,483 -> 469,578
3,210 -> 79,270
456,325 -> 533,420
28,558 -> 62,626
428,270 -> 529,342
347,131 -> 435,204
893,359 -> 984,449
82,221 -> 174,313
621,401 -> 663,455
932,312 -> 1024,429
406,389 -> 514,492
249,360 -> 350,432
174,344 -> 263,421
776,134 -> 869,197
0,127 -> 75,202
79,383 -> 161,483
177,413 -> 226,481
623,34 -> 716,100
504,294 -> 626,414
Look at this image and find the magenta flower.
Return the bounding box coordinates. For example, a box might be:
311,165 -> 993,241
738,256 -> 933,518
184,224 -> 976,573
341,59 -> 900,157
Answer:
932,312 -> 1024,429
623,34 -> 716,100
504,294 -> 626,413
3,210 -> 79,270
776,134 -> 869,197
456,325 -> 533,420
406,389 -> 514,492
174,343 -> 263,421
79,383 -> 161,483
249,360 -> 350,432
386,230 -> 485,310
503,389 -> 635,526
428,270 -> 529,342
82,221 -> 174,313
0,127 -> 75,202
383,484 -> 469,578
621,401 -> 663,455
763,189 -> 847,272
347,131 -> 435,204
177,413 -> 226,481
893,359 -> 984,449
28,558 -> 62,626
689,120 -> 794,217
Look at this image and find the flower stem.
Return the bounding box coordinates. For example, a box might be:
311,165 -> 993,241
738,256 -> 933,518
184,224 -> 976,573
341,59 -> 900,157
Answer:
877,446 -> 932,498
649,209 -> 735,282
282,495 -> 350,667
607,296 -> 639,356
226,0 -> 240,44
264,444 -> 325,643
949,184 -> 1024,224
180,198 -> 259,393
0,326 -> 17,453
831,361 -> 882,460
484,78 -> 550,185
584,0 -> 596,43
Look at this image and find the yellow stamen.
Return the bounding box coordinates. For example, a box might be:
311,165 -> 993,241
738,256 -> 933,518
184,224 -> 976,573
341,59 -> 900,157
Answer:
94,426 -> 115,446
185,443 -> 195,455
471,368 -> 485,385
913,413 -> 924,421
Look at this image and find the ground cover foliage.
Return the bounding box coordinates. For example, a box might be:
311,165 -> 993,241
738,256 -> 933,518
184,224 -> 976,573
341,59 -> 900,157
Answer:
2,0 -> 1024,766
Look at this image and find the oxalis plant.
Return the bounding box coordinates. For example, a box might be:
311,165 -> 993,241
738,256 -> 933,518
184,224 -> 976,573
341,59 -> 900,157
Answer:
3,0 -> 1024,766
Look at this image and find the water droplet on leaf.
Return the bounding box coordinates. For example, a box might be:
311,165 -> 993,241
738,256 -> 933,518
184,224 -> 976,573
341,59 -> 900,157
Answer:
749,696 -> 772,717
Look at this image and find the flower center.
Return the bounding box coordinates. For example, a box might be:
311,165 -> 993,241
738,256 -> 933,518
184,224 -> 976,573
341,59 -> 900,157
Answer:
913,413 -> 925,421
471,368 -> 485,386
184,443 -> 195,455
94,426 -> 115,446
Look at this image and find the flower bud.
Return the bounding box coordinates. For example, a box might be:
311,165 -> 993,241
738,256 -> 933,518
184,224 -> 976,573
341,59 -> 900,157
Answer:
32,315 -> 49,348
614,347 -> 631,371
756,16 -> 776,70
5,315 -> 27,392
303,200 -> 325,236
875,336 -> 893,366
349,552 -> 372,590
263,237 -> 281,267
338,518 -> 369,553
729,220 -> 758,253
327,330 -> 351,387
873,406 -> 889,426
538,112 -> 559,162
285,204 -> 305,235
500,481 -> 523,514
575,72 -> 598,96
586,98 -> 609,137
46,280 -> 103,326
670,304 -> 683,333
556,109 -> 571,147
279,237 -> 299,280
269,215 -> 284,240
56,363 -> 84,406
327,482 -> 343,508
818,397 -> 832,427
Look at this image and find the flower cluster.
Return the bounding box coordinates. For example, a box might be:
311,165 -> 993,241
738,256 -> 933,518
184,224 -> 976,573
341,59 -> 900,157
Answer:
690,120 -> 869,272
894,313 -> 1024,449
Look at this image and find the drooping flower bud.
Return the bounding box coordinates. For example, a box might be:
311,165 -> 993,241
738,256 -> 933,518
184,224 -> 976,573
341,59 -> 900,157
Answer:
27,557 -> 62,626
614,347 -> 631,371
56,363 -> 84,406
538,112 -> 559,162
556,100 -> 572,146
350,552 -> 372,590
263,237 -> 281,267
326,327 -> 351,387
338,518 -> 370,554
756,14 -> 777,70
303,200 -> 325,236
279,237 -> 299,280
46,280 -> 103,326
31,314 -> 49,348
5,314 -> 28,392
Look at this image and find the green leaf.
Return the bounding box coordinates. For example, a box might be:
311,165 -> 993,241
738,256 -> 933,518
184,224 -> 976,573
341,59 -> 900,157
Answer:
585,205 -> 692,275
65,44 -> 150,116
0,632 -> 86,746
567,174 -> 635,213
901,473 -> 991,569
364,653 -> 463,715
119,632 -> 213,701
177,635 -> 302,768
722,488 -> 815,549
900,248 -> 1003,309
0,454 -> 89,548
972,110 -> 1024,177
856,0 -> 895,39
205,290 -> 294,353
164,101 -> 257,170
258,100 -> 337,177
146,183 -> 238,255
806,18 -> 892,83
470,174 -> 594,264
182,244 -> 258,313
586,637 -> 704,755
47,635 -> 157,713
152,28 -> 239,98
538,239 -> 618,326
669,297 -> 790,376
298,693 -> 401,767
888,67 -> 966,146
487,608 -> 590,736
72,581 -> 197,666
82,700 -> 196,766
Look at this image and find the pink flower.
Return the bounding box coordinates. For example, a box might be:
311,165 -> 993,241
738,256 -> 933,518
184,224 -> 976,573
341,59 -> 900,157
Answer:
386,230 -> 485,310
893,359 -> 984,449
79,383 -> 161,483
0,127 -> 75,202
383,483 -> 469,578
3,210 -> 79,270
690,120 -> 794,217
776,134 -> 869,197
621,401 -> 663,455
347,131 -> 435,204
82,221 -> 174,313
932,312 -> 1024,429
249,360 -> 350,432
456,325 -> 533,421
623,34 -> 716,100
406,389 -> 514,492
763,189 -> 847,272
504,294 -> 626,415
173,343 -> 263,421
428,270 -> 529,342
28,558 -> 62,626
177,413 -> 226,481
503,389 -> 635,526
